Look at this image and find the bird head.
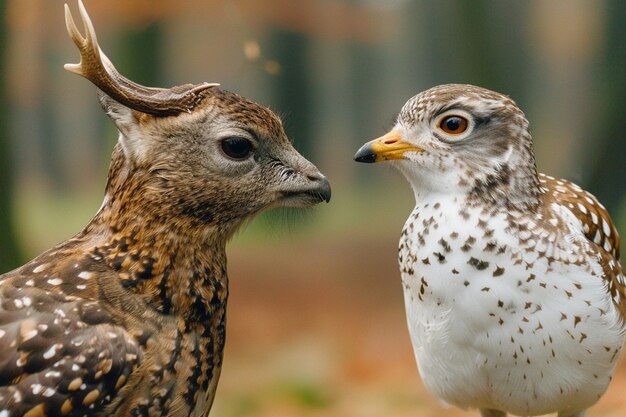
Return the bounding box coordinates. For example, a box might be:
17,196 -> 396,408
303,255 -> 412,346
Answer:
355,84 -> 540,205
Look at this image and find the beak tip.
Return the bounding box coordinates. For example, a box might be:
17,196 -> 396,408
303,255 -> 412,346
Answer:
354,145 -> 377,164
354,154 -> 376,163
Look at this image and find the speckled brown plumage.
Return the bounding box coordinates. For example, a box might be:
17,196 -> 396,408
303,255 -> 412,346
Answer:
355,84 -> 624,417
0,3 -> 330,417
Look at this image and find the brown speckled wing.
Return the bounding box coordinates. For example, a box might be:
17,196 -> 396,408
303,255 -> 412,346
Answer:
539,173 -> 625,316
0,278 -> 142,417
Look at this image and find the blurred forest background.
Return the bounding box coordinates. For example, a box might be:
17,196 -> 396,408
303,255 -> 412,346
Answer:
1,0 -> 625,416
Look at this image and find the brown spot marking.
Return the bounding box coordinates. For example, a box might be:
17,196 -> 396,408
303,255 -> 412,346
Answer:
574,316 -> 581,327
418,277 -> 429,301
83,389 -> 100,406
464,280 -> 470,286
68,377 -> 82,391
24,404 -> 46,417
492,266 -> 505,277
61,399 -> 73,415
461,235 -> 476,252
438,238 -> 451,253
452,268 -> 459,274
422,257 -> 430,265
433,252 -> 446,263
468,257 -> 489,270
484,241 -> 497,252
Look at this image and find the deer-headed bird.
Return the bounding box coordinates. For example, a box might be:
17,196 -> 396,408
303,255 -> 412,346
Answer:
0,2 -> 330,416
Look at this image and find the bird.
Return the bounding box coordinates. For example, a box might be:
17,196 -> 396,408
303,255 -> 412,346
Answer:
354,84 -> 624,417
0,1 -> 330,416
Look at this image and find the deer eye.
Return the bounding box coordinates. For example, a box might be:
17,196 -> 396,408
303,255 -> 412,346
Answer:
221,137 -> 253,160
439,115 -> 469,135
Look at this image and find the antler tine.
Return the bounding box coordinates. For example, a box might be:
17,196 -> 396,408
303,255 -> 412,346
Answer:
63,3 -> 87,75
63,0 -> 219,116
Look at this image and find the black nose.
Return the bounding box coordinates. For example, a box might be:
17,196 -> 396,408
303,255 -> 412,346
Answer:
354,144 -> 376,163
309,175 -> 331,203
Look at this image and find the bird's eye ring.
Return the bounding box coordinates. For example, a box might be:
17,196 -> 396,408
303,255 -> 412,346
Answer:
221,137 -> 253,160
438,115 -> 469,135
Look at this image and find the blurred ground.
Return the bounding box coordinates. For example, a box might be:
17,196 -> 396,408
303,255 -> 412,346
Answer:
211,236 -> 626,417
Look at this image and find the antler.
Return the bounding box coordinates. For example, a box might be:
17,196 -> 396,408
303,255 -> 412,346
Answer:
64,0 -> 218,116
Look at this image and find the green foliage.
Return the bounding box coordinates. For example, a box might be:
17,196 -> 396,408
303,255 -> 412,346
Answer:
280,379 -> 332,409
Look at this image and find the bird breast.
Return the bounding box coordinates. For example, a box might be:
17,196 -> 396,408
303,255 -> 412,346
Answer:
398,195 -> 625,415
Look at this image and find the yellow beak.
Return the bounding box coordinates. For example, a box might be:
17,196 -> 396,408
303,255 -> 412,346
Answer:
354,130 -> 423,163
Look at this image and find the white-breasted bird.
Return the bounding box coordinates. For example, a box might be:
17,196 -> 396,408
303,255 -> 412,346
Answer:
354,84 -> 624,417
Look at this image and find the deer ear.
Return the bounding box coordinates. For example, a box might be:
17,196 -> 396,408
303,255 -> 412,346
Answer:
98,90 -> 139,135
98,90 -> 148,164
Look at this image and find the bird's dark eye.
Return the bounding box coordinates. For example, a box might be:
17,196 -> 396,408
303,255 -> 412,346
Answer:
221,137 -> 253,160
439,115 -> 469,135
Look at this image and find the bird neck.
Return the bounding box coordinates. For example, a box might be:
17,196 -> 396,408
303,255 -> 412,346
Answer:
80,146 -> 230,323
403,140 -> 542,209
466,142 -> 542,208
466,163 -> 542,209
